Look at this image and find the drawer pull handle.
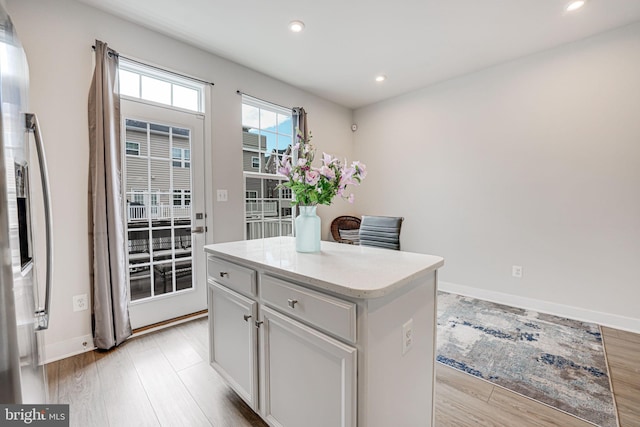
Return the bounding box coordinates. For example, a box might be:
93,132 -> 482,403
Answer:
255,320 -> 264,328
287,299 -> 298,309
219,271 -> 229,278
243,314 -> 252,322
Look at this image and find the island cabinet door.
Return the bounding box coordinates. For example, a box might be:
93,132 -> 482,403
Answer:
259,306 -> 357,427
208,282 -> 259,410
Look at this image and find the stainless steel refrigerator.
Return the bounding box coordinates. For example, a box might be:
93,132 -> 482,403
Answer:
0,3 -> 53,404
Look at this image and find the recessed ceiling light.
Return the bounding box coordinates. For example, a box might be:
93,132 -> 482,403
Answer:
566,1 -> 586,12
289,20 -> 305,33
375,75 -> 387,83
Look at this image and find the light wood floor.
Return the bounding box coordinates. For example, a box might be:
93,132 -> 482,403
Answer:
46,318 -> 640,427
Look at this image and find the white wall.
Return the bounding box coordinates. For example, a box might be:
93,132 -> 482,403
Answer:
6,0 -> 354,361
353,23 -> 640,332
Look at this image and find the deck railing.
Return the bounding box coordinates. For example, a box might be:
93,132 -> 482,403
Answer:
128,204 -> 191,222
245,200 -> 278,218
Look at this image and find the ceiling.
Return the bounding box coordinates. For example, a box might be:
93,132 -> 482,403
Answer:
76,0 -> 640,109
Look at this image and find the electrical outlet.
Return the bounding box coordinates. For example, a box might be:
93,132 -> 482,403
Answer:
73,294 -> 88,312
216,189 -> 228,202
512,265 -> 523,278
402,318 -> 414,355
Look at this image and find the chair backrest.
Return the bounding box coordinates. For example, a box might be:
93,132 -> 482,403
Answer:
359,216 -> 404,250
330,216 -> 361,244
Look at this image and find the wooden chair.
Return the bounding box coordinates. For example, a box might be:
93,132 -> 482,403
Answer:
330,216 -> 362,244
359,216 -> 404,250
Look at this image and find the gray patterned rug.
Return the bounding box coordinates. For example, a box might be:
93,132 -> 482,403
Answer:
436,292 -> 617,427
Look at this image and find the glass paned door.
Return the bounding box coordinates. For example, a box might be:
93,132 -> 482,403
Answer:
122,99 -> 206,329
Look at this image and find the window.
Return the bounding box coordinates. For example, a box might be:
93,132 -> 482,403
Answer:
241,95 -> 294,240
126,141 -> 140,156
119,59 -> 205,113
172,148 -> 190,168
173,189 -> 190,206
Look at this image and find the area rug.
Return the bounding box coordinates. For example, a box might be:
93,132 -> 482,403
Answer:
436,292 -> 617,427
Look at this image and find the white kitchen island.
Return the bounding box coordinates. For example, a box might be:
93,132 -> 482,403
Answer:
204,236 -> 444,427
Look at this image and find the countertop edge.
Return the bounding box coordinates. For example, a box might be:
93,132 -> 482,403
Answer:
204,246 -> 444,299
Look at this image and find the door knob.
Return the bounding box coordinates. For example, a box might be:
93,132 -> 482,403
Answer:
191,226 -> 205,234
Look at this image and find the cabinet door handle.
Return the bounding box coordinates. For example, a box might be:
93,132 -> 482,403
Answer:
255,320 -> 264,328
243,314 -> 252,322
219,271 -> 228,278
287,299 -> 298,309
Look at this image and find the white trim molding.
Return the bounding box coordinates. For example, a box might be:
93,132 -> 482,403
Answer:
44,334 -> 96,364
439,281 -> 640,334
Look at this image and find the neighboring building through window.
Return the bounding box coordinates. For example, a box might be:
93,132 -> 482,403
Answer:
241,95 -> 294,240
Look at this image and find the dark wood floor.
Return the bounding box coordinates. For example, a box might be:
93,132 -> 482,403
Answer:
46,317 -> 640,427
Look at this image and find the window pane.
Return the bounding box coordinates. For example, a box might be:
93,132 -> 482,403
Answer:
260,109 -> 277,130
141,76 -> 171,105
277,114 -> 292,135
278,135 -> 292,153
242,104 -> 260,128
173,127 -> 190,137
150,123 -> 170,133
246,177 -> 262,198
263,130 -> 277,153
130,265 -> 151,301
150,130 -> 170,159
184,149 -> 191,161
172,148 -> 181,160
173,85 -> 198,111
120,70 -> 140,98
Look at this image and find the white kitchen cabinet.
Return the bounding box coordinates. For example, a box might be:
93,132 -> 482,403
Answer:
259,306 -> 356,427
207,282 -> 258,409
205,237 -> 444,427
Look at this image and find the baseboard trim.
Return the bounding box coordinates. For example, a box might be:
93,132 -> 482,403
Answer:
44,334 -> 96,364
130,311 -> 208,338
439,281 -> 640,334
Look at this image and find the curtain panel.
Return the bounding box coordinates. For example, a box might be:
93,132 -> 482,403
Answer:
88,39 -> 131,349
293,107 -> 307,141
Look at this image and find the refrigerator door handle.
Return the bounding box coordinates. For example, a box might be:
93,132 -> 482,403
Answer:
25,113 -> 53,331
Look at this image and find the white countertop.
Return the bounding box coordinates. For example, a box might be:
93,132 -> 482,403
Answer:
204,237 -> 444,299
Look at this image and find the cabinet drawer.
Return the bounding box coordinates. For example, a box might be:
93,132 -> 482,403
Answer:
261,274 -> 356,343
208,256 -> 256,297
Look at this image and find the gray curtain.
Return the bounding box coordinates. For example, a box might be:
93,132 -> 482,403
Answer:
88,40 -> 131,350
293,107 -> 307,141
